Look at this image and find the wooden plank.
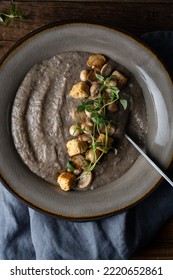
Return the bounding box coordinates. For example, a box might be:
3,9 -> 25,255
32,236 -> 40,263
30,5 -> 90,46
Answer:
2,0 -> 173,3
0,1 -> 173,43
132,244 -> 173,260
0,40 -> 17,59
0,40 -> 14,58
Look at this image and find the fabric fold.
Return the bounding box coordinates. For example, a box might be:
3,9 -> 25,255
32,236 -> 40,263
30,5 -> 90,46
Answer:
0,188 -> 35,260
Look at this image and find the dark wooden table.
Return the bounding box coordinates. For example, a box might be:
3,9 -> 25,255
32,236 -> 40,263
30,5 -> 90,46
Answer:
0,0 -> 173,259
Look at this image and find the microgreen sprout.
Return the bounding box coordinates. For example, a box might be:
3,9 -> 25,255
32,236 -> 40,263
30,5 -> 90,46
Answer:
0,2 -> 26,27
77,100 -> 94,113
95,73 -> 105,82
66,161 -> 75,171
120,99 -> 128,110
75,72 -> 128,177
95,73 -> 127,111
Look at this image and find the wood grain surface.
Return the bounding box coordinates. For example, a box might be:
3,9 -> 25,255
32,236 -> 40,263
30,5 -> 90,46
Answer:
0,0 -> 173,259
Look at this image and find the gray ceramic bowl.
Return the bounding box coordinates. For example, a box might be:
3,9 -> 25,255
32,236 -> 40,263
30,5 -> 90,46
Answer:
0,22 -> 173,221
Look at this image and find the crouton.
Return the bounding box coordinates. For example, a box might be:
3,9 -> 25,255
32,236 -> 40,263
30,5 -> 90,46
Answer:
57,172 -> 76,191
69,82 -> 89,99
66,139 -> 88,157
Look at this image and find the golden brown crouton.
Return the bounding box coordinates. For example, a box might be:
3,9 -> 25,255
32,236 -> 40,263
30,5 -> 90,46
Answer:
57,172 -> 76,191
66,139 -> 88,157
69,82 -> 89,99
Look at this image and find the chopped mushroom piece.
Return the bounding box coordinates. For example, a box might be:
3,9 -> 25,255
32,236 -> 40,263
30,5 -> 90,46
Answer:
96,133 -> 114,152
80,69 -> 89,82
87,54 -> 106,69
57,172 -> 76,191
100,63 -> 112,77
89,82 -> 101,99
100,124 -> 116,136
112,70 -> 127,89
78,133 -> 92,143
71,154 -> 88,170
69,125 -> 81,136
87,70 -> 98,83
81,122 -> 93,135
85,149 -> 101,163
77,171 -> 93,189
71,107 -> 87,123
85,118 -> 94,127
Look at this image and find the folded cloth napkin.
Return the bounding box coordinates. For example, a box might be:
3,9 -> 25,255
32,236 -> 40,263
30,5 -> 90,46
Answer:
0,31 -> 173,260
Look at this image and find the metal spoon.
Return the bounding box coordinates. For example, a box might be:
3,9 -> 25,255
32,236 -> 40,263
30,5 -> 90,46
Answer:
125,133 -> 173,187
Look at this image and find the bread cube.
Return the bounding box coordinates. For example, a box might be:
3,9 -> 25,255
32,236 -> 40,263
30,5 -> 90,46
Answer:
70,82 -> 89,99
66,139 -> 88,157
57,172 -> 76,191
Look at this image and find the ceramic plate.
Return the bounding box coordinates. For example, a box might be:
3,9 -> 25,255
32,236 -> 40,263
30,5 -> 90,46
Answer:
0,22 -> 173,221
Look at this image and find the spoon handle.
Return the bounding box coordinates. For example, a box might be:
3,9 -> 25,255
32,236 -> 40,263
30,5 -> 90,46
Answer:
125,133 -> 173,187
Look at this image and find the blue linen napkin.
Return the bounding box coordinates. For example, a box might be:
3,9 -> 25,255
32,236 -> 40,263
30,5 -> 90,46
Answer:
0,31 -> 173,260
